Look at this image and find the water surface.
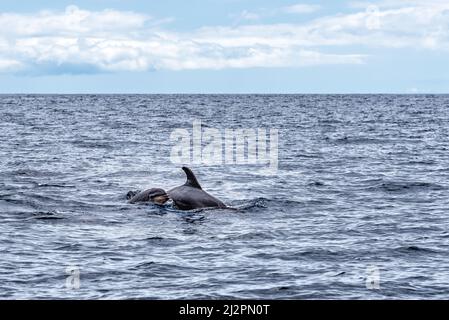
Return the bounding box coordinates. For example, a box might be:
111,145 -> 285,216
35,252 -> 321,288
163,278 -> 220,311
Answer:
1,94 -> 449,299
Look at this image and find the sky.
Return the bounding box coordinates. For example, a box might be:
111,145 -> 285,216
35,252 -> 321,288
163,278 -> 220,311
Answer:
0,0 -> 448,93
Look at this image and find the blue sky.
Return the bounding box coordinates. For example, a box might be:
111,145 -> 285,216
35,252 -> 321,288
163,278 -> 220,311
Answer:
0,0 -> 448,93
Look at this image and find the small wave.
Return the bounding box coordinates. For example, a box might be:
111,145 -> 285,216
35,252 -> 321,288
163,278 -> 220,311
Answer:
224,231 -> 279,241
394,245 -> 437,254
397,160 -> 436,166
327,136 -> 396,145
36,183 -> 76,189
298,248 -> 341,258
130,261 -> 199,277
131,261 -> 155,269
129,195 -> 294,215
229,197 -> 269,210
159,198 -> 269,214
146,236 -> 164,241
69,139 -> 113,150
1,169 -> 61,178
55,243 -> 83,250
248,248 -> 341,261
221,197 -> 304,212
374,181 -> 445,192
307,181 -> 325,187
27,193 -> 62,203
30,211 -> 65,220
0,194 -> 16,200
183,215 -> 205,223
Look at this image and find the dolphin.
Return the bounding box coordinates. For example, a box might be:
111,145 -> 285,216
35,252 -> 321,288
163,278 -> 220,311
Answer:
128,188 -> 169,205
168,167 -> 228,210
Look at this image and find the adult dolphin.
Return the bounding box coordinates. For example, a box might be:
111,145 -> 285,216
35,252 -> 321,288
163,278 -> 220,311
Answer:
168,167 -> 228,210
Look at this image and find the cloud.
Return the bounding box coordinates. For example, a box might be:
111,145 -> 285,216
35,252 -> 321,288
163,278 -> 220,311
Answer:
283,4 -> 322,14
231,3 -> 321,22
0,5 -> 149,38
0,59 -> 22,72
0,5 -> 365,74
0,3 -> 448,75
349,0 -> 449,9
236,10 -> 260,21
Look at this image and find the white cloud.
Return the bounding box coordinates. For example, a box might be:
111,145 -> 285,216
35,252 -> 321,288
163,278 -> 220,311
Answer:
237,10 -> 260,21
0,5 -> 149,38
0,59 -> 22,72
283,4 -> 322,14
349,0 -> 449,9
0,3 -> 448,74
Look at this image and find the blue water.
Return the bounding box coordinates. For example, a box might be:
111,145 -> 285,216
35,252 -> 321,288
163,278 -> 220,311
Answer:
1,94 -> 449,299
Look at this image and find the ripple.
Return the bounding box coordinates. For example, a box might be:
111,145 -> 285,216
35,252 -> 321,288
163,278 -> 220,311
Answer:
393,245 -> 438,254
370,181 -> 446,192
30,211 -> 65,220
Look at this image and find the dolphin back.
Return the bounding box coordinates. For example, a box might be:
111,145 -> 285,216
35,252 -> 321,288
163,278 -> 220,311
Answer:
168,186 -> 226,210
168,167 -> 227,210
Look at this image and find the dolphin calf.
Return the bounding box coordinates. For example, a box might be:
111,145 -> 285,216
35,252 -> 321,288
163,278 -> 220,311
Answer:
168,167 -> 228,210
128,188 -> 169,205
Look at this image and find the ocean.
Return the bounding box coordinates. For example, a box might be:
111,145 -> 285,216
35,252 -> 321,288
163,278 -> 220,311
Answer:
1,94 -> 449,299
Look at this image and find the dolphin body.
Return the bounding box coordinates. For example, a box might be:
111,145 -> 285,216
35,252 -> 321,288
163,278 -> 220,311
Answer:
168,167 -> 228,210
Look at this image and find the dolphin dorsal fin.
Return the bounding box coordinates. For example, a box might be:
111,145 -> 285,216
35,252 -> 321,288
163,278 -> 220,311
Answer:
182,167 -> 202,189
